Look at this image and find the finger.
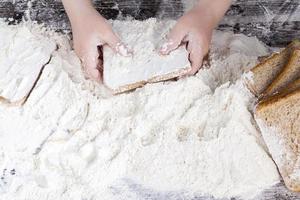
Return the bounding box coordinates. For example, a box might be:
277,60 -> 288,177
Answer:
160,25 -> 186,55
81,48 -> 101,82
97,46 -> 104,81
115,42 -> 133,57
189,51 -> 203,75
187,43 -> 204,75
104,30 -> 133,57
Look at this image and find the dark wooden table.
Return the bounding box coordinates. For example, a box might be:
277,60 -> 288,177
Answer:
0,0 -> 300,46
0,0 -> 300,199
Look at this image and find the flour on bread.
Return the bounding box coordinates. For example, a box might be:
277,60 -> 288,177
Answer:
0,22 -> 56,105
103,19 -> 191,93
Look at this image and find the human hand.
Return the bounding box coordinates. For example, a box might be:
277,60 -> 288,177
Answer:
62,0 -> 132,81
160,0 -> 231,75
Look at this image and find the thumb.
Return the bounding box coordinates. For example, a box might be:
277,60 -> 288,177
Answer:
160,25 -> 186,55
81,47 -> 101,82
104,30 -> 132,57
187,41 -> 204,75
188,50 -> 204,75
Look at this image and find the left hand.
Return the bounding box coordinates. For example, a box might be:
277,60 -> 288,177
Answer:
160,0 -> 231,75
160,7 -> 214,75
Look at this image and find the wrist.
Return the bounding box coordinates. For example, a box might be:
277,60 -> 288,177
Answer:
191,6 -> 217,30
62,0 -> 96,23
193,0 -> 231,28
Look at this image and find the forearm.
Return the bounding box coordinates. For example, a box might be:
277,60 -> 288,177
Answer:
61,0 -> 95,23
193,0 -> 232,28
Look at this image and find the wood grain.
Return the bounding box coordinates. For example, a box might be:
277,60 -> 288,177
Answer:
0,0 -> 299,46
0,0 -> 300,199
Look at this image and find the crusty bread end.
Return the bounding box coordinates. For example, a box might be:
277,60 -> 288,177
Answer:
244,40 -> 300,97
110,66 -> 190,94
256,88 -> 300,192
262,49 -> 300,98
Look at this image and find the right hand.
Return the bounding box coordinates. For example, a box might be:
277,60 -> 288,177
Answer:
160,0 -> 232,76
160,6 -> 214,76
67,4 -> 131,81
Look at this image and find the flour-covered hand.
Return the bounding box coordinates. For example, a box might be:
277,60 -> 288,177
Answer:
62,0 -> 132,82
160,0 -> 232,75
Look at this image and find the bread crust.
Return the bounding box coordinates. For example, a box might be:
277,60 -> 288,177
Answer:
110,66 -> 191,94
256,87 -> 300,192
263,49 -> 300,98
245,40 -> 300,97
254,47 -> 300,191
0,96 -> 27,106
257,80 -> 300,110
0,55 -> 51,106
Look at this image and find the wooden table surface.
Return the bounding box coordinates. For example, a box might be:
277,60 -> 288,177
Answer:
0,0 -> 300,199
0,0 -> 300,46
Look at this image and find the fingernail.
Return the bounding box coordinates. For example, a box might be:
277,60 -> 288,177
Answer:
160,40 -> 174,54
116,43 -> 133,57
189,68 -> 200,76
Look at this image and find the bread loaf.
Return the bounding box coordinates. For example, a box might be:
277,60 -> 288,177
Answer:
0,25 -> 56,106
263,49 -> 300,98
256,87 -> 300,192
244,40 -> 300,97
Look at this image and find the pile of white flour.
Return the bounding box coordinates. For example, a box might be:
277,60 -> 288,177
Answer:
0,19 -> 279,200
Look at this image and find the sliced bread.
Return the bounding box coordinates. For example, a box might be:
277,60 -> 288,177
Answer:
255,87 -> 300,192
263,49 -> 300,98
0,25 -> 56,106
260,78 -> 300,104
0,62 -> 48,106
103,44 -> 191,94
103,19 -> 191,94
244,40 -> 300,97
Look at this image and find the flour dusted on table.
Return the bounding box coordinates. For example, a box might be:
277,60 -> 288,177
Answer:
0,20 -> 279,200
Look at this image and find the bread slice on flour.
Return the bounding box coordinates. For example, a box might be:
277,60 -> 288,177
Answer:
244,40 -> 300,97
103,19 -> 191,94
255,87 -> 300,192
263,49 -> 300,98
0,26 -> 56,106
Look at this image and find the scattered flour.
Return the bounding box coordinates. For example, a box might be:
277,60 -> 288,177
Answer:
0,19 -> 279,200
0,21 -> 56,104
255,118 -> 288,174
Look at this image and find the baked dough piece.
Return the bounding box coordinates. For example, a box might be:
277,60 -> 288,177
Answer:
244,40 -> 300,97
103,19 -> 191,94
263,49 -> 300,98
256,85 -> 300,192
0,25 -> 56,105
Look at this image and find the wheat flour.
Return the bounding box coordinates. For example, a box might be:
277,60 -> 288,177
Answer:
0,19 -> 279,200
